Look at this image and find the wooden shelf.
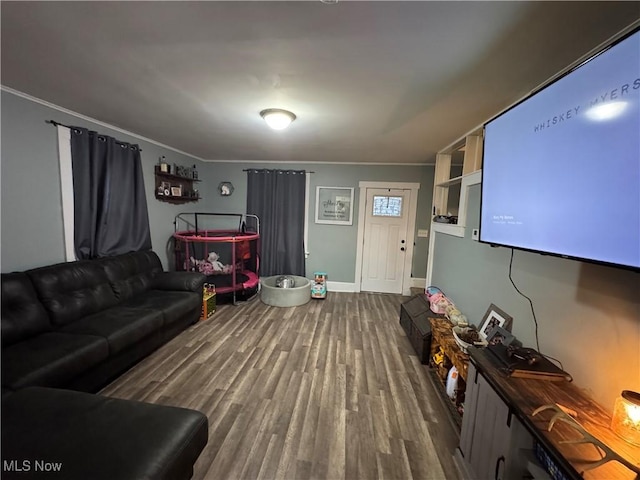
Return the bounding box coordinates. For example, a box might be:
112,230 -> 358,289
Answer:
435,175 -> 463,188
429,316 -> 469,431
154,193 -> 200,204
154,165 -> 200,204
155,170 -> 201,183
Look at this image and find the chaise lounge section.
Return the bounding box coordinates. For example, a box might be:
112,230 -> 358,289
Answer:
1,250 -> 209,479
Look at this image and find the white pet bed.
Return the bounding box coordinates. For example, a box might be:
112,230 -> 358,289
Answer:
260,275 -> 311,307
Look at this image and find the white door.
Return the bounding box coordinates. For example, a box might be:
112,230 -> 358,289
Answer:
360,188 -> 410,294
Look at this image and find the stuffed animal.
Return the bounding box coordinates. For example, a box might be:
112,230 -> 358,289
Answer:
425,286 -> 453,315
207,252 -> 226,272
189,256 -> 202,271
189,252 -> 232,276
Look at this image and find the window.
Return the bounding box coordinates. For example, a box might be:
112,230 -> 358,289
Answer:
372,195 -> 403,217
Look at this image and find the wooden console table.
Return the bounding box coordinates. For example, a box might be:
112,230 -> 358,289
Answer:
463,347 -> 640,480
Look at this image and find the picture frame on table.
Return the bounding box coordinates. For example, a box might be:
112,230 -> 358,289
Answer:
171,185 -> 182,197
486,325 -> 516,346
315,186 -> 354,225
478,303 -> 513,339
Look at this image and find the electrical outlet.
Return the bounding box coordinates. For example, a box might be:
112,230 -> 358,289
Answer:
472,228 -> 479,241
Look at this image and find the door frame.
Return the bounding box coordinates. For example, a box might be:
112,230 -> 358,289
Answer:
355,181 -> 420,296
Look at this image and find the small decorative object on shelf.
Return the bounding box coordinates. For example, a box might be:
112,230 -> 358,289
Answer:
158,156 -> 170,173
192,164 -> 198,180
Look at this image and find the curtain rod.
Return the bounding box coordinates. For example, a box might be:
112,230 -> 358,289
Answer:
46,119 -> 76,130
46,120 -> 142,152
243,169 -> 314,173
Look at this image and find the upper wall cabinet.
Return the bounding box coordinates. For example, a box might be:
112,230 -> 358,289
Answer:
432,129 -> 483,217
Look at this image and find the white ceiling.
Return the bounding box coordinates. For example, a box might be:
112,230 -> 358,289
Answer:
1,1 -> 638,165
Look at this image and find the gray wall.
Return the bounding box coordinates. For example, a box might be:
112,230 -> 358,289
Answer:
1,90 -> 434,282
431,184 -> 640,410
189,161 -> 434,282
1,91 -> 211,271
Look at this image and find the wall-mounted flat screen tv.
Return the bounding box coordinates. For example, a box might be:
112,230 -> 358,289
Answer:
480,26 -> 640,271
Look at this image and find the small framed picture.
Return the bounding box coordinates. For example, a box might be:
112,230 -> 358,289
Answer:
486,325 -> 516,346
478,303 -> 513,339
171,186 -> 182,197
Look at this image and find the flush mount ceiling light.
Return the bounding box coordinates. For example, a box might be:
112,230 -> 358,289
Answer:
260,109 -> 296,130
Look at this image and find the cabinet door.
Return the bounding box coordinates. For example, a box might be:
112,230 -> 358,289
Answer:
464,370 -> 511,480
459,362 -> 480,459
504,415 -> 535,480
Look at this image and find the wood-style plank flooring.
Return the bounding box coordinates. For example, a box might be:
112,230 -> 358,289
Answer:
101,292 -> 461,480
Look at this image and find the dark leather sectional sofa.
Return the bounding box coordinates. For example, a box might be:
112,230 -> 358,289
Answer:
1,250 -> 209,479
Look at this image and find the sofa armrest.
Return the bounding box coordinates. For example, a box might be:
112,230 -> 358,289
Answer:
153,272 -> 206,293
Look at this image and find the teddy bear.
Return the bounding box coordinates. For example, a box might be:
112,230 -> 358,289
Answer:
207,252 -> 225,273
190,252 -> 232,275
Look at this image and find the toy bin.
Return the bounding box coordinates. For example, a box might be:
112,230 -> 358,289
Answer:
200,284 -> 216,320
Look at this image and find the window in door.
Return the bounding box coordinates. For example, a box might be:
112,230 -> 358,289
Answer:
372,195 -> 403,217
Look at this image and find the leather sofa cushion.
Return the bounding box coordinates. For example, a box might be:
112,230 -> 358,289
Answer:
27,260 -> 118,327
1,272 -> 51,347
2,332 -> 108,390
154,271 -> 206,292
124,290 -> 202,327
97,250 -> 163,302
2,387 -> 209,480
60,306 -> 163,355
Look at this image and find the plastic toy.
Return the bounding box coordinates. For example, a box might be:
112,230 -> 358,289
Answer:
311,272 -> 327,299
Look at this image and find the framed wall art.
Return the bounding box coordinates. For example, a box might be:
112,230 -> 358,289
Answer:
315,186 -> 354,225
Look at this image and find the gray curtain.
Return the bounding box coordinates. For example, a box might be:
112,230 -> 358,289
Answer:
70,127 -> 151,259
246,169 -> 306,276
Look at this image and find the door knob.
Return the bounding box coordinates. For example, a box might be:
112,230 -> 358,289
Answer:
401,240 -> 405,244
401,247 -> 405,251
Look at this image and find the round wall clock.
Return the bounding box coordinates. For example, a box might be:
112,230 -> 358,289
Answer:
219,181 -> 234,196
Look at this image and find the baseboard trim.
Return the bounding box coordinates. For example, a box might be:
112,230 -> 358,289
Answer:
325,279 -> 425,294
327,281 -> 356,293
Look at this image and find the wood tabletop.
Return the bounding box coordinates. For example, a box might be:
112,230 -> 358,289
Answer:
469,347 -> 640,480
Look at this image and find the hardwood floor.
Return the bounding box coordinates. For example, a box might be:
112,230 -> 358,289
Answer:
101,292 -> 461,480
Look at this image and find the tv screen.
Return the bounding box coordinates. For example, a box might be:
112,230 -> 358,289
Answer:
480,27 -> 640,270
